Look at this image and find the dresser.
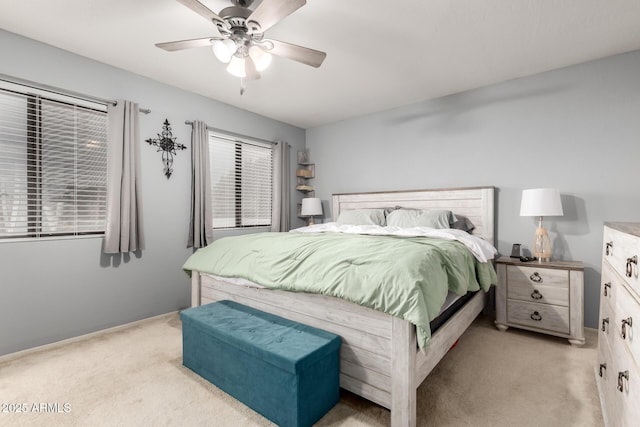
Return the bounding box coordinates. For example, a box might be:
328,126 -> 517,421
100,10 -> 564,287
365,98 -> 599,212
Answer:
495,256 -> 585,345
596,223 -> 640,426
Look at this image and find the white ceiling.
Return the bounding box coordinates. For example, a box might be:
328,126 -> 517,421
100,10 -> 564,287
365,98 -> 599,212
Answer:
2,0 -> 640,129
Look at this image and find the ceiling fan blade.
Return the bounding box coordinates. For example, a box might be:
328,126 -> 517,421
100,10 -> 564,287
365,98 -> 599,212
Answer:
267,39 -> 326,68
155,37 -> 216,52
244,56 -> 261,81
246,0 -> 306,33
176,0 -> 225,24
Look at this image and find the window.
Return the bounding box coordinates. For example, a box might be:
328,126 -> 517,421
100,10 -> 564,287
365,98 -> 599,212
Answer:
209,131 -> 273,229
0,80 -> 108,240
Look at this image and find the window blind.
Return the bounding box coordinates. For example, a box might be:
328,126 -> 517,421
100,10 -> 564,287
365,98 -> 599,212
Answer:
208,132 -> 273,229
0,81 -> 107,239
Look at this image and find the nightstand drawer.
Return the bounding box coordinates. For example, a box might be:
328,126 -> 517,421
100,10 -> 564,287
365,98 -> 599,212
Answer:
507,265 -> 569,289
507,300 -> 570,335
507,280 -> 568,306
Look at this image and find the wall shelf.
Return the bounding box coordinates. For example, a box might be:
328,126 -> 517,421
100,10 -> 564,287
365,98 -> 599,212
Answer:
296,150 -> 315,218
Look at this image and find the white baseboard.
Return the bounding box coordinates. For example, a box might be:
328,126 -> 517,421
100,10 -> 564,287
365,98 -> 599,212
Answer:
0,310 -> 180,363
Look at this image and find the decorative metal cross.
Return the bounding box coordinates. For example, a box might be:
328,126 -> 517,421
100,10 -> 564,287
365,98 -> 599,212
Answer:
146,119 -> 187,179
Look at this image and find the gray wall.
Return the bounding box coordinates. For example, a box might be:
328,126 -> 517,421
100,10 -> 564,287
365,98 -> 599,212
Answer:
0,30 -> 305,356
306,50 -> 640,329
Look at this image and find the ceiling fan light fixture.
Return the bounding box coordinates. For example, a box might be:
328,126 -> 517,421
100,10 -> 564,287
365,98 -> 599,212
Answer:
159,0 -> 328,92
212,38 -> 236,63
249,45 -> 272,72
226,55 -> 246,77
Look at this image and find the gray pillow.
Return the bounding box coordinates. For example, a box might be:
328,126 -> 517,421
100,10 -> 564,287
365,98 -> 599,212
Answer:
336,209 -> 386,226
451,215 -> 475,233
386,209 -> 456,229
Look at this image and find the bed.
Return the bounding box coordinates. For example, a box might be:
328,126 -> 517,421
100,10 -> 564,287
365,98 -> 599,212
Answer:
186,186 -> 496,427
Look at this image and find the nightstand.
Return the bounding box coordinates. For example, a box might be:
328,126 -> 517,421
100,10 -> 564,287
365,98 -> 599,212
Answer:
494,256 -> 585,346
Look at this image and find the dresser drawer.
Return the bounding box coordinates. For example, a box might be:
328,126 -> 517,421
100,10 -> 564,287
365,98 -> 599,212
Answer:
600,293 -> 616,351
601,262 -> 619,316
604,226 -> 640,296
615,283 -> 640,366
611,330 -> 640,426
597,327 -> 613,378
596,330 -> 618,425
507,300 -> 570,335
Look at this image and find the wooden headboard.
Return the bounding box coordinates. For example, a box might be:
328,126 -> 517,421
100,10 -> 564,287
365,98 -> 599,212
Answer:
331,186 -> 495,244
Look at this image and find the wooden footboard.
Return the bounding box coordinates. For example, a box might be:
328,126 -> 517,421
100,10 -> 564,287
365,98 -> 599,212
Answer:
190,272 -> 485,427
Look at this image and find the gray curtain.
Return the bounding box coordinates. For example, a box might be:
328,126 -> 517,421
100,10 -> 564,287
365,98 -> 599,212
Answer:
271,141 -> 290,232
104,100 -> 145,254
187,121 -> 213,248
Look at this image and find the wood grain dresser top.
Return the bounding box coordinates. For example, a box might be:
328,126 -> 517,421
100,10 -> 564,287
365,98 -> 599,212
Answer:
605,222 -> 640,238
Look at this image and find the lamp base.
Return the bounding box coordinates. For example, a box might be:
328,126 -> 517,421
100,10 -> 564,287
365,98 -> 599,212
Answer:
533,226 -> 552,262
306,216 -> 316,226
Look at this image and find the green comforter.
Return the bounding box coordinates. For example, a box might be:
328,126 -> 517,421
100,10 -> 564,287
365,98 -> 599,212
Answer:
182,232 -> 496,349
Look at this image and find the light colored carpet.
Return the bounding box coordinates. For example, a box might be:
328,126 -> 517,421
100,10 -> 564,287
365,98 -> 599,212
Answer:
0,313 -> 603,427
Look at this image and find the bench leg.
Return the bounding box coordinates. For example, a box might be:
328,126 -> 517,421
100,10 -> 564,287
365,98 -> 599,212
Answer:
391,316 -> 417,427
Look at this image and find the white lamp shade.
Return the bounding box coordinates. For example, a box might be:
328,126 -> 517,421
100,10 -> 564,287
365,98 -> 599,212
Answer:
249,46 -> 272,72
520,188 -> 564,217
300,198 -> 322,216
212,39 -> 236,63
226,55 -> 246,77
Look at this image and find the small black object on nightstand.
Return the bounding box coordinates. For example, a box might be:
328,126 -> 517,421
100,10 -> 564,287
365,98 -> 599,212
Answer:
510,243 -> 521,258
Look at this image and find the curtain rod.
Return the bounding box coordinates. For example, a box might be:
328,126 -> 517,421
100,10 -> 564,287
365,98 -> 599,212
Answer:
185,120 -> 276,145
113,101 -> 150,115
0,73 -> 150,114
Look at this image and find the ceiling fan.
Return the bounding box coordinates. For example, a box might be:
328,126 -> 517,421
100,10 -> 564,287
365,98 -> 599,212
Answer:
156,0 -> 326,89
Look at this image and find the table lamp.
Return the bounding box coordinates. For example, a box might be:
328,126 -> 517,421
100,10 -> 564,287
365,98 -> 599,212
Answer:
301,197 -> 322,226
520,188 -> 563,262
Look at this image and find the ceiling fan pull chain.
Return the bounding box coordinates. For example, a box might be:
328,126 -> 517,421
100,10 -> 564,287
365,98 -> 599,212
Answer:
240,78 -> 246,95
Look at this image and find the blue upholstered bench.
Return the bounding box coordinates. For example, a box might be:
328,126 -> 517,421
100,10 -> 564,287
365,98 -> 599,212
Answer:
180,300 -> 341,427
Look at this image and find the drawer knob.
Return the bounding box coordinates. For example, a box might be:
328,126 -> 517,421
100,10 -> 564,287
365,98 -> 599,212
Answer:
617,370 -> 629,392
599,363 -> 607,377
605,241 -> 613,256
621,317 -> 633,339
530,311 -> 542,321
531,289 -> 543,300
603,282 -> 611,297
529,272 -> 543,283
602,317 -> 609,332
626,255 -> 637,278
